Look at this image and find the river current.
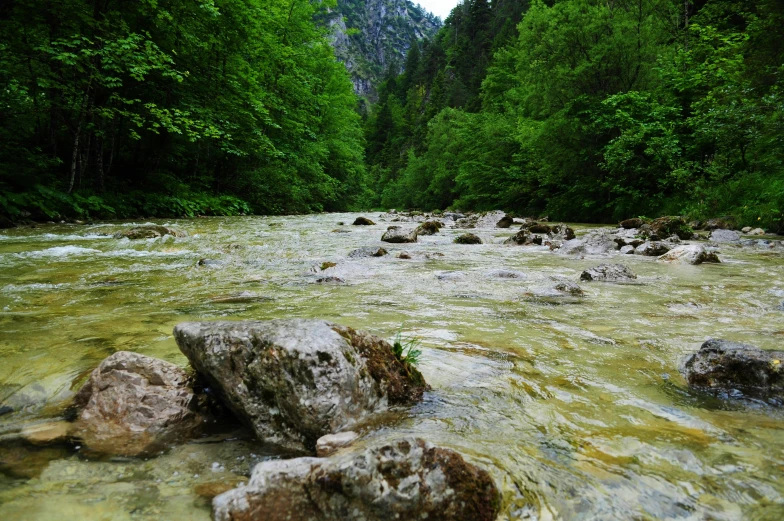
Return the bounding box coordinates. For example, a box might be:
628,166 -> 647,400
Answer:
0,214 -> 782,520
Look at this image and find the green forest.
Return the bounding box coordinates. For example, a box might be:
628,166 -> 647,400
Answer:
2,0 -> 783,232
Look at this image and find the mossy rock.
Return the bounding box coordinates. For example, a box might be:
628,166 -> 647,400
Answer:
454,233 -> 482,244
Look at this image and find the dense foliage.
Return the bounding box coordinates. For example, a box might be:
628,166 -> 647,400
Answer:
368,0 -> 784,231
0,0 -> 368,220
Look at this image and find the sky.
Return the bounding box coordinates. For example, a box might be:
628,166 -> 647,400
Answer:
415,0 -> 461,21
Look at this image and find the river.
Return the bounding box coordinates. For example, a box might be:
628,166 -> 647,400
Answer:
0,214 -> 782,520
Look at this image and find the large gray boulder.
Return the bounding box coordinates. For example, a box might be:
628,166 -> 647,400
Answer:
213,438 -> 501,521
710,229 -> 741,243
583,232 -> 618,255
580,264 -> 637,282
174,320 -> 427,452
682,339 -> 783,401
381,226 -> 418,243
658,245 -> 720,265
71,351 -> 207,456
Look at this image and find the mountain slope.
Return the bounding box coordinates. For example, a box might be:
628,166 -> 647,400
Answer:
328,0 -> 441,99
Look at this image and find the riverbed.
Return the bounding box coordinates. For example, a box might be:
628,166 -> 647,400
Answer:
0,214 -> 783,520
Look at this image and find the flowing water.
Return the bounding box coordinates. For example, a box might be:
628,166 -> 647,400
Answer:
0,214 -> 783,520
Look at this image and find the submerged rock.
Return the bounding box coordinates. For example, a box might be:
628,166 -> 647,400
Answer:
486,269 -> 527,279
454,233 -> 482,244
174,320 -> 427,452
381,226 -> 418,243
524,279 -> 584,304
71,351 -> 207,456
213,438 -> 500,521
710,229 -> 741,243
682,339 -> 783,401
315,431 -> 359,457
348,247 -> 388,258
113,225 -> 186,240
580,264 -> 637,282
352,217 -> 375,226
316,276 -> 345,284
658,245 -> 720,265
198,258 -> 225,268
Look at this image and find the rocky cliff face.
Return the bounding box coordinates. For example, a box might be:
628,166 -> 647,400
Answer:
328,0 -> 440,99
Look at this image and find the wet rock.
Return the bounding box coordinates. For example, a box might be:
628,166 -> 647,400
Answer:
0,405 -> 13,416
113,225 -> 186,240
455,210 -> 505,229
553,279 -> 585,296
348,247 -> 388,258
174,320 -> 427,453
442,212 -> 465,221
635,241 -> 671,256
320,261 -> 337,270
557,238 -> 586,255
710,229 -> 741,243
397,252 -> 412,259
416,220 -> 443,235
315,431 -> 359,457
650,216 -> 692,240
381,226 -> 418,243
213,437 -> 500,521
504,230 -> 535,245
620,218 -> 643,229
496,215 -> 514,228
658,245 -> 720,265
549,223 -> 576,241
316,276 -> 345,284
71,351 -> 207,456
704,217 -> 737,231
198,258 -> 225,268
454,233 -> 482,244
526,223 -> 552,234
583,232 -> 618,255
524,279 -> 584,304
620,245 -> 635,254
682,339 -> 783,400
0,216 -> 15,229
21,421 -> 72,445
580,264 -> 637,282
352,217 -> 375,226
